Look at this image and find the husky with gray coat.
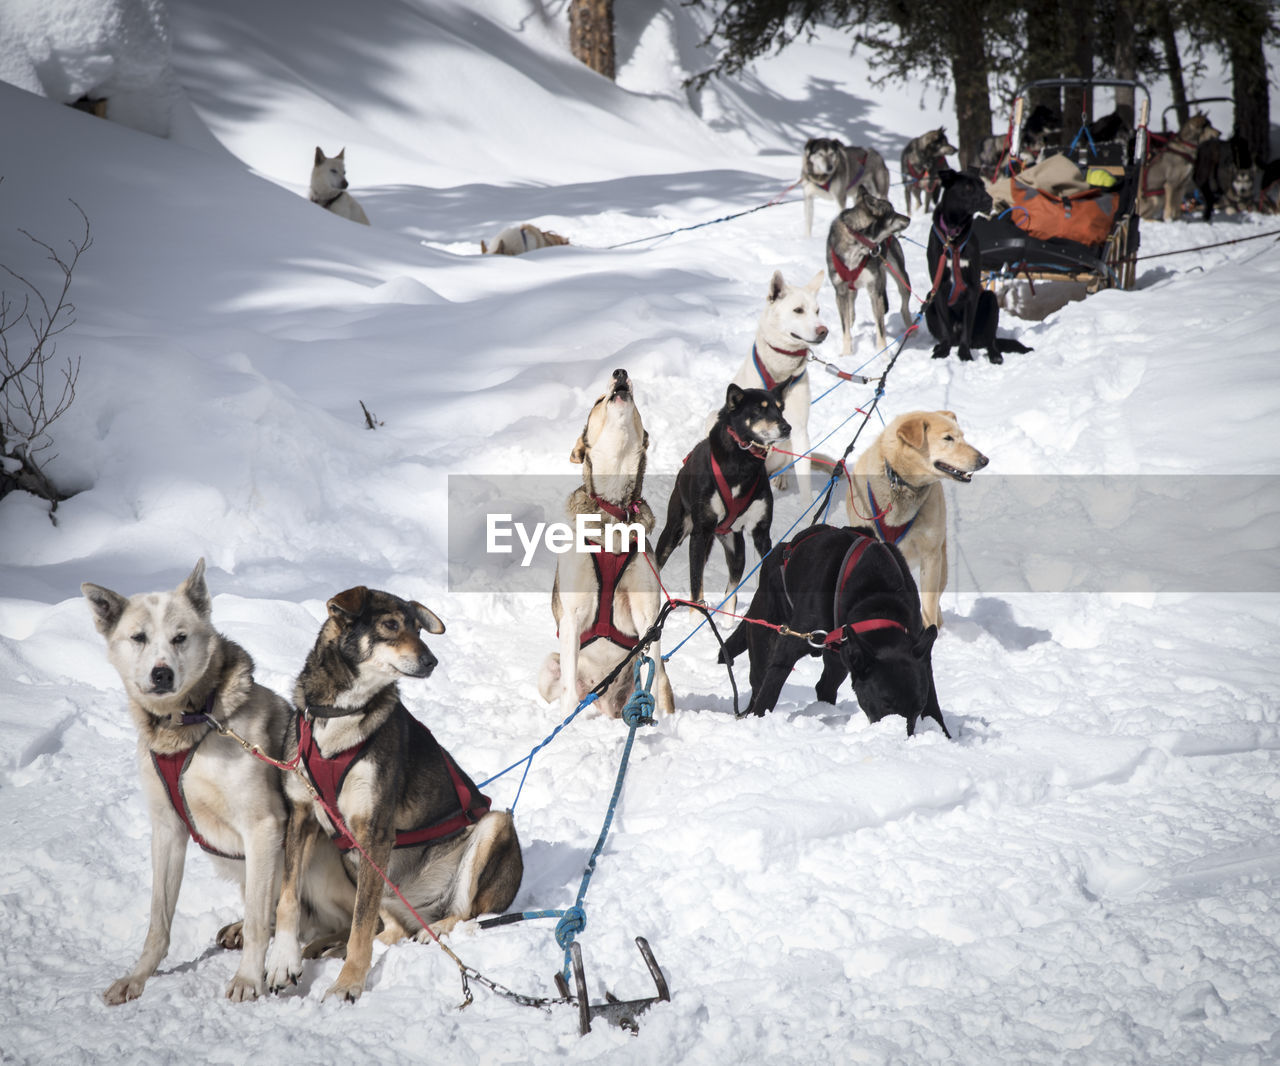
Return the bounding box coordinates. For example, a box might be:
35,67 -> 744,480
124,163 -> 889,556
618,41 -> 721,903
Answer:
800,136 -> 891,237
310,147 -> 370,225
267,586 -> 522,1003
826,189 -> 913,355
82,559 -> 351,1005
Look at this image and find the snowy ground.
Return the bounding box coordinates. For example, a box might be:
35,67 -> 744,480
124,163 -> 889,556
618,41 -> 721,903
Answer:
1,1 -> 1279,1063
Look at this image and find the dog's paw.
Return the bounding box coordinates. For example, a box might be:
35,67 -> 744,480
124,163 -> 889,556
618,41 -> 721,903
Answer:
957,346 -> 974,362
266,938 -> 303,993
323,969 -> 366,1003
421,914 -> 463,940
986,350 -> 1004,365
931,344 -> 949,360
225,972 -> 263,1003
216,920 -> 244,950
103,976 -> 146,1006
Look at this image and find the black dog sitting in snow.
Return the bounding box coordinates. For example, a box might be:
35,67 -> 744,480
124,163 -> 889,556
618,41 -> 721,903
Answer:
656,383 -> 789,610
718,523 -> 950,736
925,169 -> 1031,365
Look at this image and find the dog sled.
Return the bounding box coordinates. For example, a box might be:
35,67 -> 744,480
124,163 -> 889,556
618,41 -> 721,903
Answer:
976,78 -> 1151,305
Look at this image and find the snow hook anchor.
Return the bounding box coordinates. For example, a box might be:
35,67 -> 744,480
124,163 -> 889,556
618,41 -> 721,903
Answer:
552,936 -> 671,1036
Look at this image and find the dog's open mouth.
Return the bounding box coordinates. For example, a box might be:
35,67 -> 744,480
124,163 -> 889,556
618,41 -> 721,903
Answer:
934,461 -> 974,483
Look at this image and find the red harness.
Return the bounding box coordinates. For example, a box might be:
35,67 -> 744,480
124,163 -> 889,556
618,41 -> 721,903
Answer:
779,528 -> 905,645
751,343 -> 807,393
152,734 -> 243,860
710,438 -> 764,536
866,481 -> 916,544
578,547 -> 640,650
930,221 -> 971,307
296,714 -> 491,852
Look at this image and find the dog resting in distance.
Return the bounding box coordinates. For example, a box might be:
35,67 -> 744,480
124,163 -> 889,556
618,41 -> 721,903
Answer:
83,559 -> 350,1004
267,586 -> 522,1003
537,368 -> 675,719
310,147 -> 370,225
481,224 -> 570,255
846,410 -> 988,631
719,524 -> 949,736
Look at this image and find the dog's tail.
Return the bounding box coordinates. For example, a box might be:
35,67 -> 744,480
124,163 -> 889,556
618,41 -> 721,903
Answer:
995,337 -> 1033,354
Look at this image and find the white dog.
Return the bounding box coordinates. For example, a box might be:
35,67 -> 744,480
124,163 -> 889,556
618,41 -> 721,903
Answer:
310,147 -> 370,225
538,369 -> 675,719
722,270 -> 829,498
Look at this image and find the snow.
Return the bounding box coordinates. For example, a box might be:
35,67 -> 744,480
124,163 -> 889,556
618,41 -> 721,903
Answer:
2,0 -> 1279,1062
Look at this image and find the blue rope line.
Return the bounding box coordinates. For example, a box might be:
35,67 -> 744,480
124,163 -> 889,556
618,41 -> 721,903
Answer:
476,692 -> 598,798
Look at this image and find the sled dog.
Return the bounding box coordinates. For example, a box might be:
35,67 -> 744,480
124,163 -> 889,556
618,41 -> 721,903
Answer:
310,147 -> 370,225
267,586 -> 523,1002
826,190 -> 913,355
900,127 -> 956,214
845,410 -> 988,630
83,560 -> 350,1004
925,169 -> 1032,364
657,383 -> 789,613
722,269 -> 828,496
537,369 -> 675,719
719,524 -> 947,735
482,224 -> 570,255
801,136 -> 891,237
1139,115 -> 1220,222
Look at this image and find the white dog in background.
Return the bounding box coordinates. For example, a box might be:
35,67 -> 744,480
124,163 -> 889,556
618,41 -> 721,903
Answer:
310,147 -> 370,225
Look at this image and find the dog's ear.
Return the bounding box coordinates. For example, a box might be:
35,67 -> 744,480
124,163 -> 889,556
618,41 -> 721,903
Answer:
411,602 -> 446,636
179,558 -> 211,619
569,433 -> 587,464
82,582 -> 127,636
480,240 -> 488,253
938,410 -> 957,421
937,168 -> 961,190
314,146 -> 325,165
913,625 -> 939,660
725,383 -> 745,410
767,270 -> 786,302
842,632 -> 874,678
327,586 -> 368,623
804,269 -> 825,293
337,147 -> 346,159
896,415 -> 927,451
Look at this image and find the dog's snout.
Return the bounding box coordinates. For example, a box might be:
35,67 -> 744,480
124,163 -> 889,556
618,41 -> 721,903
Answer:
975,453 -> 990,469
150,665 -> 174,692
419,651 -> 438,677
815,325 -> 829,342
778,417 -> 792,437
612,368 -> 629,385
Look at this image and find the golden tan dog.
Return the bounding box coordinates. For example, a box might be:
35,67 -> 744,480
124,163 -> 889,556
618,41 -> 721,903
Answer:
845,411 -> 988,629
481,224 -> 570,255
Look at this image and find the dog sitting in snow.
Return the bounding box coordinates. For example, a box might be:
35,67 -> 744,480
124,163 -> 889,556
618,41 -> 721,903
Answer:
481,224 -> 570,255
719,524 -> 948,736
537,369 -> 674,718
310,147 -> 370,225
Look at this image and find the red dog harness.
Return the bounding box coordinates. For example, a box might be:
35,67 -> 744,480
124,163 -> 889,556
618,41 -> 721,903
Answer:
930,220 -> 971,308
151,733 -> 243,860
780,528 -> 906,646
711,447 -> 763,536
866,481 -> 916,544
297,715 -> 491,852
751,343 -> 807,394
578,547 -> 640,650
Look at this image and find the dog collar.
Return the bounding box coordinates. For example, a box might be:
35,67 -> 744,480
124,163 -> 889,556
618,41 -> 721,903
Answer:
178,691 -> 216,727
590,492 -> 643,523
310,191 -> 344,209
304,702 -> 367,720
752,345 -> 808,394
726,426 -> 770,458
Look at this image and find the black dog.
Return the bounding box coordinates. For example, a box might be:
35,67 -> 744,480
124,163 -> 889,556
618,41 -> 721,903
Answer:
719,524 -> 949,736
925,169 -> 1032,365
656,383 -> 789,607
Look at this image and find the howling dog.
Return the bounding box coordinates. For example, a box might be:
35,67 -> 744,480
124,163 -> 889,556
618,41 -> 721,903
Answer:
83,560 -> 350,1004
537,369 -> 675,719
310,147 -> 370,225
900,127 -> 957,214
657,383 -> 790,613
267,587 -> 522,1002
800,136 -> 891,237
845,410 -> 989,631
719,524 -> 948,736
723,270 -> 828,497
826,189 -> 913,355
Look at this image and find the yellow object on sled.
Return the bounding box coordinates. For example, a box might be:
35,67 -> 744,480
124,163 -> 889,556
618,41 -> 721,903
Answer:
1087,168 -> 1119,188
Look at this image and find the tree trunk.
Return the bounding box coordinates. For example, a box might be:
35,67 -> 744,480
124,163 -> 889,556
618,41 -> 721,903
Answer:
569,0 -> 615,81
950,21 -> 992,170
1063,4 -> 1094,144
1227,4 -> 1271,163
1155,2 -> 1188,129
1113,0 -> 1136,125
1022,1 -> 1062,117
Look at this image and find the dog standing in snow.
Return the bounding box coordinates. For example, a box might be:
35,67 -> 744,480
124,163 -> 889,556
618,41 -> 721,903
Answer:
310,147 -> 370,225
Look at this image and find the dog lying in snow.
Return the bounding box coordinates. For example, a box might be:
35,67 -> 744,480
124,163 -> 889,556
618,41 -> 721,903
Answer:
481,224 -> 570,255
310,147 -> 370,225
